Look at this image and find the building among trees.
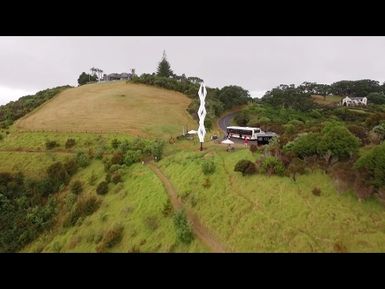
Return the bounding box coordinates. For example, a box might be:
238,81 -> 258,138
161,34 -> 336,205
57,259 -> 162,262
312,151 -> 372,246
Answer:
341,96 -> 368,106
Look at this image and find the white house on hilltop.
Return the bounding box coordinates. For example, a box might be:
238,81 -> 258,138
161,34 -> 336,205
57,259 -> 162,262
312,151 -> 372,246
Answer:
341,96 -> 368,107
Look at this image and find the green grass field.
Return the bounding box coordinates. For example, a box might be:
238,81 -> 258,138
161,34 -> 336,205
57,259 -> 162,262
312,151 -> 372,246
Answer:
24,160 -> 207,252
158,141 -> 385,252
15,81 -> 197,138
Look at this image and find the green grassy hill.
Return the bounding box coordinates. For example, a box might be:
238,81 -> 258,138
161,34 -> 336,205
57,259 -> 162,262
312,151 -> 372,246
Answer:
2,81 -> 385,252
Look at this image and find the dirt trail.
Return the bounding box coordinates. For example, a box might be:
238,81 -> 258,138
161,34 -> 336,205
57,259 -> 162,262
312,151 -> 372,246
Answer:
147,162 -> 228,253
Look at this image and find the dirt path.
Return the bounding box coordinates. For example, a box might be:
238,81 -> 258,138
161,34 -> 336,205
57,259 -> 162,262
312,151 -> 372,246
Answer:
146,162 -> 228,253
0,148 -> 76,154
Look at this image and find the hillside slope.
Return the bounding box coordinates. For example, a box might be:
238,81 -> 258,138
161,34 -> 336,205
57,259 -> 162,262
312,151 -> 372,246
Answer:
15,81 -> 196,138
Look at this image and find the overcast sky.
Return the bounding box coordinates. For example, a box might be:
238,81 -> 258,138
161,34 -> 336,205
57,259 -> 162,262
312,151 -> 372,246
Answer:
1,36 -> 385,105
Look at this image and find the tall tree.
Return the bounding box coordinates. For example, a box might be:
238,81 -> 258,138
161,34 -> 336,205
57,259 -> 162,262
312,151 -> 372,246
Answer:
156,50 -> 173,78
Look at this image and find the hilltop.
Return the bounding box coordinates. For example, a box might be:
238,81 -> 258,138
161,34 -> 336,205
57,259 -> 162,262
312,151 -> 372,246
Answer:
15,81 -> 196,138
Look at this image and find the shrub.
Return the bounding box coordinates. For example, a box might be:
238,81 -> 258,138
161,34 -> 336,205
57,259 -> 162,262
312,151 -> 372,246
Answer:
111,152 -> 124,165
202,177 -> 211,188
109,164 -> 121,173
65,193 -> 78,210
347,124 -> 368,144
162,199 -> 173,217
105,173 -> 112,183
234,159 -> 256,176
47,162 -> 70,186
64,196 -> 101,227
45,140 -> 59,150
312,187 -> 321,196
76,152 -> 90,168
284,133 -> 321,158
96,224 -> 124,252
63,158 -> 78,176
124,150 -> 142,166
260,156 -> 285,176
144,216 -> 159,231
173,210 -> 194,244
318,123 -> 360,161
234,112 -> 250,126
96,181 -> 109,195
70,180 -> 83,195
201,159 -> 215,175
355,143 -> 385,189
65,138 -> 76,149
249,144 -> 258,154
95,146 -> 106,160
111,138 -> 121,149
111,173 -> 122,184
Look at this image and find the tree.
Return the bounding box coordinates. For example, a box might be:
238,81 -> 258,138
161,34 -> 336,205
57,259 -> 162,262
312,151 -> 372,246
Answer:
234,112 -> 250,126
318,122 -> 360,162
78,72 -> 97,86
218,86 -> 251,110
366,92 -> 385,105
355,143 -> 385,189
156,51 -> 173,78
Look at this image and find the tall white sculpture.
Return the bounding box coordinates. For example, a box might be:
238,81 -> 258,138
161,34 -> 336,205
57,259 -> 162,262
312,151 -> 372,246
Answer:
197,82 -> 207,151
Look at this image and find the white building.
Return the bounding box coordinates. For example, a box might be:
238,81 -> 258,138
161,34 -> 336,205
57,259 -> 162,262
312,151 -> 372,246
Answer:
341,96 -> 367,107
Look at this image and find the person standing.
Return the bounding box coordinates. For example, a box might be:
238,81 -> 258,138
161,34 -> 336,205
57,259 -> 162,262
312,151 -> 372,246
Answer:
244,136 -> 249,147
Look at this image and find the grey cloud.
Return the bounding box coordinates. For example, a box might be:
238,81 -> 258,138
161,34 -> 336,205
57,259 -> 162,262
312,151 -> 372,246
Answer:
1,36 -> 385,104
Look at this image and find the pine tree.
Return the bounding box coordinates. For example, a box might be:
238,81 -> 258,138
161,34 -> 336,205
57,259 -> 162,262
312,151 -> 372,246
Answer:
156,50 -> 173,78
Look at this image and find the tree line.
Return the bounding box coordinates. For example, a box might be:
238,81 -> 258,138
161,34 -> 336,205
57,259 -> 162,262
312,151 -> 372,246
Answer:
261,79 -> 385,110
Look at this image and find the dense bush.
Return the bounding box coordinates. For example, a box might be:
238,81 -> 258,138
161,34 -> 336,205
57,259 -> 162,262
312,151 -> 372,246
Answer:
64,196 -> 101,227
234,160 -> 256,176
347,124 -> 369,144
124,150 -> 142,166
318,122 -> 360,161
259,156 -> 285,176
0,172 -> 57,252
47,162 -> 70,188
111,152 -> 124,165
285,123 -> 360,162
111,138 -> 121,149
234,111 -> 250,126
96,181 -> 109,195
45,140 -> 59,150
76,152 -> 90,168
201,159 -> 216,175
111,173 -> 122,184
63,159 -> 78,176
284,133 -> 321,159
96,224 -> 124,252
70,180 -> 83,195
65,138 -> 76,149
173,210 -> 194,244
355,143 -> 385,189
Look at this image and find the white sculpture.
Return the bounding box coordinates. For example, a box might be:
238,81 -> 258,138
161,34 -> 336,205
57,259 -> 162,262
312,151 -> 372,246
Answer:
197,82 -> 207,150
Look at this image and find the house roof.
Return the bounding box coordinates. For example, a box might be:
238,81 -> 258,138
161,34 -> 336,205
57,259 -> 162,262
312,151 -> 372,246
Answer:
343,96 -> 366,101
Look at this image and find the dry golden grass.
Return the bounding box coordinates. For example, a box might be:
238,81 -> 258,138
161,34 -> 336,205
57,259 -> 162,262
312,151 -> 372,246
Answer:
311,94 -> 342,106
15,81 -> 197,138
